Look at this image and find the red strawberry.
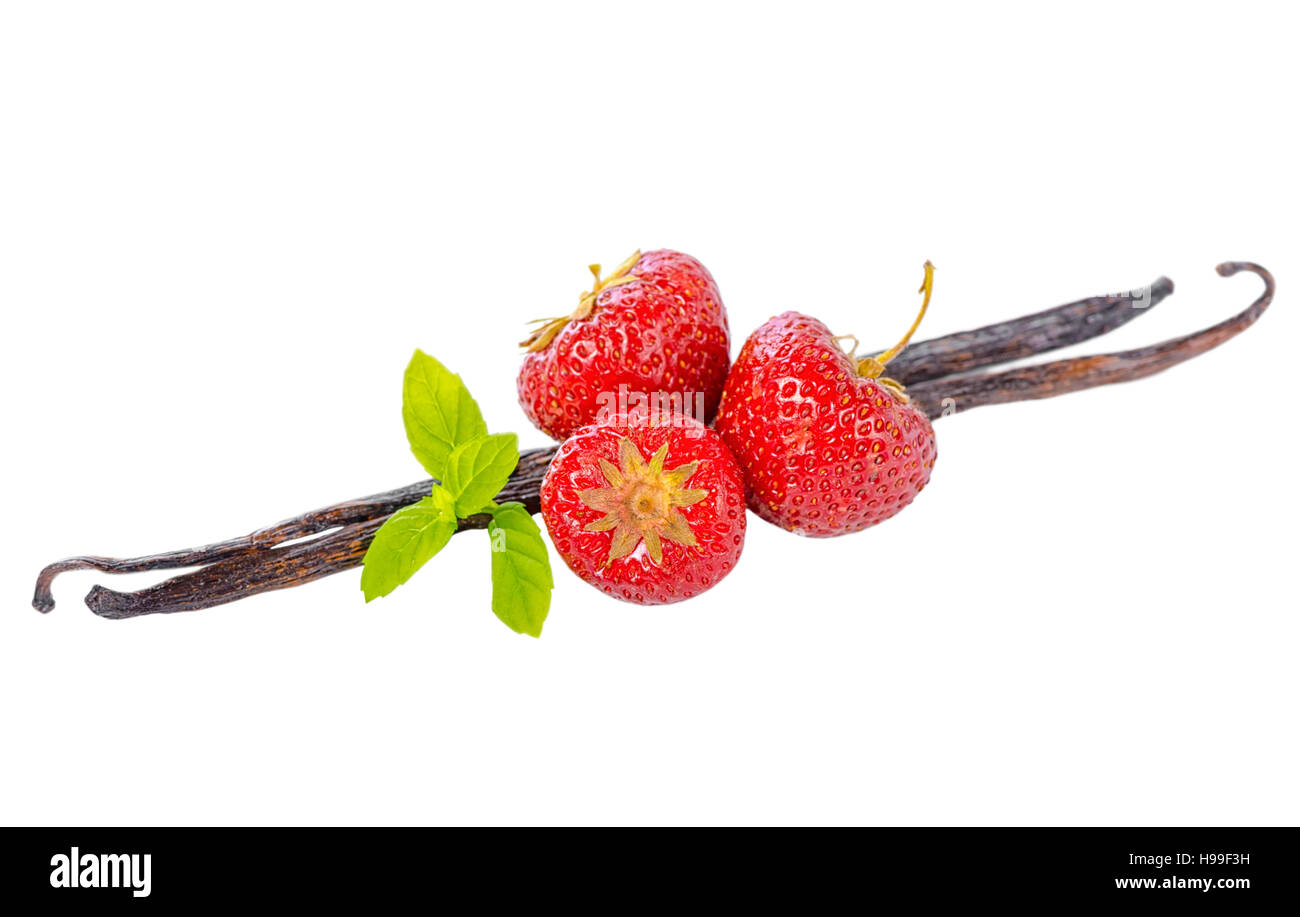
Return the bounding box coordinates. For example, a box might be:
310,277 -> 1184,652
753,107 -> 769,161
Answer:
518,249 -> 730,441
714,263 -> 938,537
540,412 -> 746,605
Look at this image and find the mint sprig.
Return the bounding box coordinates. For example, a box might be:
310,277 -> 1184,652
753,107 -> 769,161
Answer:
361,350 -> 553,637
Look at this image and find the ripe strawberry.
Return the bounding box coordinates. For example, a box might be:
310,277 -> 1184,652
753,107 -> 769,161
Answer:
518,249 -> 730,441
539,412 -> 746,605
714,263 -> 939,537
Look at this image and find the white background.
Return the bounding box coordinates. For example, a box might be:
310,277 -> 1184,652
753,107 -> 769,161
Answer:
2,2 -> 1296,826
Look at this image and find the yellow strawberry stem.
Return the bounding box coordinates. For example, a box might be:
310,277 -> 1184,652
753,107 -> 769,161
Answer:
857,260 -> 935,380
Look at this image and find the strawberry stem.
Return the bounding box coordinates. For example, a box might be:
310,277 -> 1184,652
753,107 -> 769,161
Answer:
858,260 -> 935,379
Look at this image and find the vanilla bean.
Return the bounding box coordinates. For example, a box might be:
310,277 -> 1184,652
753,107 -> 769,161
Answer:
85,519 -> 386,619
34,448 -> 555,617
35,265 -> 1266,620
31,479 -> 439,611
907,263 -> 1272,418
882,275 -> 1174,383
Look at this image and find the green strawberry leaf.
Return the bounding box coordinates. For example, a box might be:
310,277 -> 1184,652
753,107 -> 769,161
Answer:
488,502 -> 553,638
360,487 -> 458,602
442,433 -> 519,517
401,349 -> 488,478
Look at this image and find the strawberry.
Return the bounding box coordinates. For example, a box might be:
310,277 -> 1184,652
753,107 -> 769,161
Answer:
714,262 -> 939,537
517,249 -> 730,441
539,412 -> 746,605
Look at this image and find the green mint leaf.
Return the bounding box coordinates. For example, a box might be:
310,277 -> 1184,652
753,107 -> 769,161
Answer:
442,433 -> 519,517
487,502 -> 553,637
360,488 -> 458,602
401,349 -> 488,478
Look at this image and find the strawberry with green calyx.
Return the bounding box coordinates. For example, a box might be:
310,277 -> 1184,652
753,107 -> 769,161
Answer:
540,412 -> 746,605
714,262 -> 939,537
517,249 -> 731,441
